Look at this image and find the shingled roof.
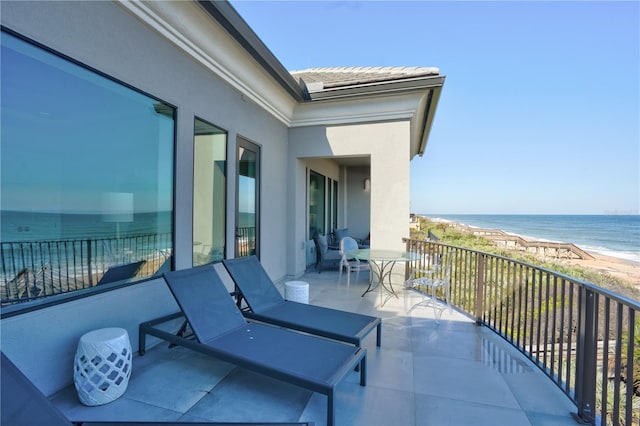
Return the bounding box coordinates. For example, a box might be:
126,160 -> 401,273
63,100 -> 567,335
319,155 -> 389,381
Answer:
290,66 -> 440,93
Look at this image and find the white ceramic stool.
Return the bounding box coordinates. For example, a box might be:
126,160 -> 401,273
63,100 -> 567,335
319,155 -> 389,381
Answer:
74,327 -> 132,406
284,280 -> 309,304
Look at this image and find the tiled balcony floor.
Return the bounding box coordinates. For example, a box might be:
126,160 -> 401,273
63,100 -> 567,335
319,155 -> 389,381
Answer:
52,268 -> 579,425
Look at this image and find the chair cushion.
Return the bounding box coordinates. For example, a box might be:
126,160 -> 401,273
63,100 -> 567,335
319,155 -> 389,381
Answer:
334,228 -> 349,242
316,234 -> 328,254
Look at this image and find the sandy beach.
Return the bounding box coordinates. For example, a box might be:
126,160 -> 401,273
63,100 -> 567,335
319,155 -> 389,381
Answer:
562,251 -> 640,287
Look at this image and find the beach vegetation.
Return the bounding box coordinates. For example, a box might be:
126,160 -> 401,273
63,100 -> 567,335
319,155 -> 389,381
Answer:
412,217 -> 639,301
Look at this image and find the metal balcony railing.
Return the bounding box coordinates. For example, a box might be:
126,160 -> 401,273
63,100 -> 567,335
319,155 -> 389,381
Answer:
404,238 -> 639,425
1,233 -> 172,305
235,226 -> 256,257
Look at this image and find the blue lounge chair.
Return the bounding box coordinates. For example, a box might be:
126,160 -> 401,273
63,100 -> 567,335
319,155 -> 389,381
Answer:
139,266 -> 366,426
223,256 -> 381,347
1,352 -> 69,426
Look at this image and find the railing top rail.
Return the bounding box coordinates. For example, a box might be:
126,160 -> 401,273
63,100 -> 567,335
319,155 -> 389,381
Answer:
403,237 -> 640,310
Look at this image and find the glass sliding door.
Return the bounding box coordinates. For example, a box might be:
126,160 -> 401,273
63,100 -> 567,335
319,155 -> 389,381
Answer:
236,138 -> 260,258
308,171 -> 339,239
193,117 -> 227,266
309,170 -> 326,237
331,179 -> 338,232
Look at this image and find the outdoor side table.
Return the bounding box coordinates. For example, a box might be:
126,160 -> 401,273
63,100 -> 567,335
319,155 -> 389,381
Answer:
74,327 -> 132,406
284,280 -> 309,304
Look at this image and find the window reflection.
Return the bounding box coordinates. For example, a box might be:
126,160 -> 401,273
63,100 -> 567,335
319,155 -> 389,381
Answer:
236,139 -> 259,258
0,31 -> 175,305
309,170 -> 326,237
193,118 -> 227,266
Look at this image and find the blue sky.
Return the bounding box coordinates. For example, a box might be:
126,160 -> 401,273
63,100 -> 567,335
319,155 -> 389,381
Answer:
230,0 -> 639,215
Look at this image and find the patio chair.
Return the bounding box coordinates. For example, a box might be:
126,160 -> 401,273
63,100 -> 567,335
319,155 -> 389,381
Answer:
405,251 -> 453,322
139,265 -> 367,426
313,233 -> 341,272
339,236 -> 368,287
223,256 -> 381,347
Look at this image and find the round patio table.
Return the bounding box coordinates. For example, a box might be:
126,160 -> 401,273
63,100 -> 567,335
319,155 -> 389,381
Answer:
347,249 -> 419,298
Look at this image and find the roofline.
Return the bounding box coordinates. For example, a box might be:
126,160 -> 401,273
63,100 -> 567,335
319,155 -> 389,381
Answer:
417,85 -> 443,156
304,75 -> 446,102
197,0 -> 305,102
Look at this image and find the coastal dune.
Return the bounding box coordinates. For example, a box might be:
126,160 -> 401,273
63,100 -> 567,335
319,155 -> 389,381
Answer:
424,215 -> 640,296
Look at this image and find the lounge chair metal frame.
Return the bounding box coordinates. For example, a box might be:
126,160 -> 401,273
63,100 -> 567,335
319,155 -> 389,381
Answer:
139,266 -> 366,426
223,256 -> 381,348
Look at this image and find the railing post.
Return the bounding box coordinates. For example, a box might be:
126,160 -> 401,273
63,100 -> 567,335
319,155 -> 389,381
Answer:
474,253 -> 485,325
574,287 -> 596,424
404,238 -> 411,281
87,239 -> 93,287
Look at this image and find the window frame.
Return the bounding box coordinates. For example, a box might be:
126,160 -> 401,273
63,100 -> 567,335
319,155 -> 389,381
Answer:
235,136 -> 261,259
192,116 -> 228,266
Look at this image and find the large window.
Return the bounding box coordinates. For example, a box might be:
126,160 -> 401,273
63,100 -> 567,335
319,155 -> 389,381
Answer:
193,118 -> 227,266
0,31 -> 175,306
236,138 -> 260,258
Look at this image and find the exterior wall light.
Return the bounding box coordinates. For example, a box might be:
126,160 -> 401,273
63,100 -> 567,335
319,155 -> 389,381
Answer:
363,178 -> 371,192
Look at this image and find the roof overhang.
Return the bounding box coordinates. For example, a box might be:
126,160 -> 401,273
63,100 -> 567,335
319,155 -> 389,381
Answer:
196,0 -> 304,102
303,74 -> 444,102
416,82 -> 444,157
291,74 -> 445,158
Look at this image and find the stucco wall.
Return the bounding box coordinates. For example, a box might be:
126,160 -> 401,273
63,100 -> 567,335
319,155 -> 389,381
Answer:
1,0 -> 289,395
0,280 -> 177,397
326,122 -> 411,252
345,166 -> 371,241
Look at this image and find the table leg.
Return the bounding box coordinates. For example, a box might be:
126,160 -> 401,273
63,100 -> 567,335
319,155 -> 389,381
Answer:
362,260 -> 399,298
378,260 -> 399,298
362,260 -> 382,296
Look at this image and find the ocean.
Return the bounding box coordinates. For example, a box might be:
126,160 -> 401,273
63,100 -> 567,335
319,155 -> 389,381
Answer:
0,210 -> 173,243
2,211 -> 638,264
424,214 -> 640,264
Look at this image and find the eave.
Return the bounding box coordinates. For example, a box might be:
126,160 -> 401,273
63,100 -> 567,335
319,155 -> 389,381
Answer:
196,0 -> 304,103
292,75 -> 445,158
305,74 -> 445,102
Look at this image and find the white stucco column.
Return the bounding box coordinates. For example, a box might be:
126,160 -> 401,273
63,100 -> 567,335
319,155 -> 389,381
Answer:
369,127 -> 410,252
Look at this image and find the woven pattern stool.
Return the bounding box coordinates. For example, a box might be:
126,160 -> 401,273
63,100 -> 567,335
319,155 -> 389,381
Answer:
74,327 -> 132,406
284,280 -> 309,304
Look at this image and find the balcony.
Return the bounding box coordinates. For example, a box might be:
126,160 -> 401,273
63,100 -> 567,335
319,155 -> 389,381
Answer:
48,266 -> 579,425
